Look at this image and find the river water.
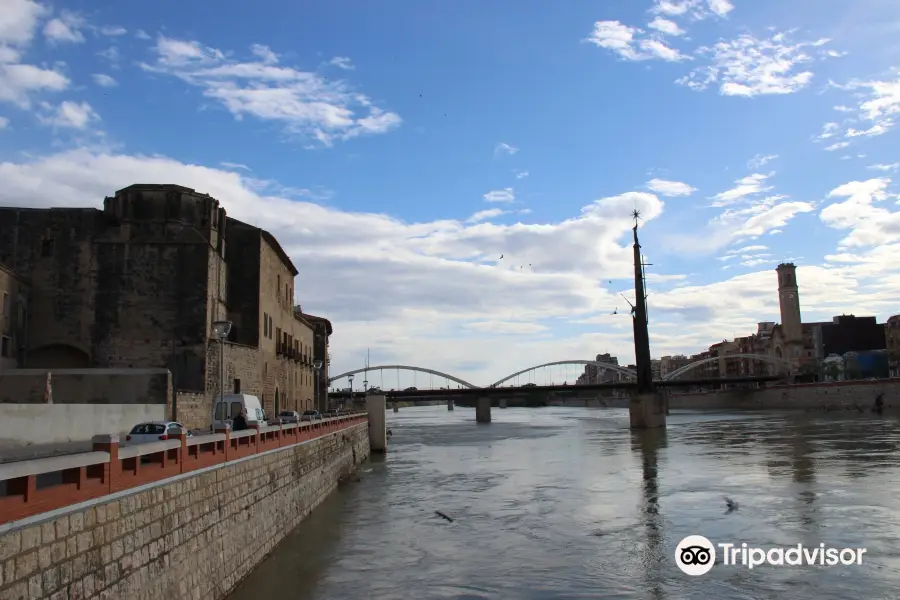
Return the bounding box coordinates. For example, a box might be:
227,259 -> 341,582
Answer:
227,406 -> 900,600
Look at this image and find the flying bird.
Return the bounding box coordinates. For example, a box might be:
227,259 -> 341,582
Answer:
612,308 -> 617,315
499,254 -> 504,259
724,496 -> 738,513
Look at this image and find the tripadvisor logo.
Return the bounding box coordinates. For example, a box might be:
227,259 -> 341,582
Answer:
675,535 -> 867,575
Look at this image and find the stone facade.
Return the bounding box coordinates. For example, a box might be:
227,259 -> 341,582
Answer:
0,263 -> 28,371
0,185 -> 332,429
0,423 -> 369,600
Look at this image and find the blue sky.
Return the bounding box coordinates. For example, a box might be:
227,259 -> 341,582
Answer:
1,0 -> 899,386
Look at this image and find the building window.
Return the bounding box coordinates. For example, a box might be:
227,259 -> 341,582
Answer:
277,275 -> 281,301
234,378 -> 241,393
0,336 -> 9,358
263,313 -> 268,338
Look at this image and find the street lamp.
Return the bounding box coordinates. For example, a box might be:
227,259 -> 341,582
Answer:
348,374 -> 354,403
211,320 -> 232,422
313,359 -> 323,411
363,379 -> 368,395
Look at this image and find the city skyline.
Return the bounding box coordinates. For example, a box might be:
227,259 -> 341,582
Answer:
0,0 -> 898,384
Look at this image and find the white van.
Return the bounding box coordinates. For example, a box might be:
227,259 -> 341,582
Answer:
212,394 -> 267,431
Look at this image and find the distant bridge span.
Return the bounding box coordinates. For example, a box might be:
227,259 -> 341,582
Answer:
330,354 -> 791,391
489,361 -> 637,388
328,365 -> 479,389
662,354 -> 792,380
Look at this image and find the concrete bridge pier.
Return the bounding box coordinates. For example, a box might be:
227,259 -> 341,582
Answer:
367,394 -> 387,453
393,401 -> 399,413
447,398 -> 454,411
629,392 -> 667,429
498,398 -> 507,409
476,397 -> 491,423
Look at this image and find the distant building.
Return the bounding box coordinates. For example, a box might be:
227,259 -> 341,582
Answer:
768,263 -> 886,375
579,353 -> 625,384
885,315 -> 900,377
0,184 -> 330,428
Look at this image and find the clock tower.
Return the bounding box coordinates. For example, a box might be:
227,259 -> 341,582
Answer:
776,262 -> 802,345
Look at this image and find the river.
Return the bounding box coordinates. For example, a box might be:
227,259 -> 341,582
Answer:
227,406 -> 900,599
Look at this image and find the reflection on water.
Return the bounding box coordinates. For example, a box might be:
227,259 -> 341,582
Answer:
228,406 -> 900,600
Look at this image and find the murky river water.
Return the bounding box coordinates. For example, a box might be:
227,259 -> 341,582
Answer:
228,406 -> 900,600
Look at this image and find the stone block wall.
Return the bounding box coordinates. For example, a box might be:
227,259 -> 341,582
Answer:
0,423 -> 370,600
668,379 -> 900,410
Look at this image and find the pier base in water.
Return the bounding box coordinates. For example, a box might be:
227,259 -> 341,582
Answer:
476,397 -> 491,423
447,398 -> 454,411
367,394 -> 387,453
499,398 -> 507,409
629,392 -> 667,429
393,402 -> 399,413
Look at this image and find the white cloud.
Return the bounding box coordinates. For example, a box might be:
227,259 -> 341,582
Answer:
0,116 -> 8,129
221,161 -> 251,171
0,0 -> 47,46
586,21 -> 688,62
868,163 -> 899,172
37,100 -> 100,130
43,12 -> 86,44
825,141 -> 850,151
711,173 -> 772,206
646,178 -> 696,196
514,170 -> 529,179
494,142 -> 518,157
677,31 -> 825,96
100,26 -> 127,37
467,208 -> 506,223
820,178 -> 900,248
97,46 -> 120,65
251,44 -> 278,65
135,29 -> 151,40
648,17 -> 684,36
0,63 -> 69,107
826,71 -> 900,141
706,0 -> 734,17
92,73 -> 117,87
328,56 -> 354,70
816,122 -> 840,140
651,0 -> 732,20
141,37 -> 401,146
747,154 -> 777,169
483,188 -> 515,203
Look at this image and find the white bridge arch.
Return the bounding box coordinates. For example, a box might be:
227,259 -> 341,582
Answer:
328,365 -> 479,389
662,353 -> 791,381
489,360 -> 637,388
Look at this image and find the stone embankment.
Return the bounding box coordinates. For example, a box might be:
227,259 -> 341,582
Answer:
0,415 -> 369,600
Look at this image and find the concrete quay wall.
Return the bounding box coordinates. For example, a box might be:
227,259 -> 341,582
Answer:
0,423 -> 369,600
667,379 -> 898,411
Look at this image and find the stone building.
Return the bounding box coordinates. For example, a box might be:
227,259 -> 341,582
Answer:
884,315 -> 900,377
295,309 -> 333,412
0,262 -> 29,370
0,184 -> 328,428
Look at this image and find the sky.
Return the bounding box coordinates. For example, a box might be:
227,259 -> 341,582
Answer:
1,0 -> 899,390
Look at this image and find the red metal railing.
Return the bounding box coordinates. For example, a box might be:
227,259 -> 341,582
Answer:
0,413 -> 368,526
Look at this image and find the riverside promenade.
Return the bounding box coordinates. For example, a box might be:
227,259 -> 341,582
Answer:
0,413 -> 369,600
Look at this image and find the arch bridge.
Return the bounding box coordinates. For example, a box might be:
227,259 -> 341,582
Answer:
328,360 -> 638,390
328,354 -> 791,391
662,354 -> 792,381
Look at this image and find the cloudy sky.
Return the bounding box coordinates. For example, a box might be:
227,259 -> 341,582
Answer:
1,0 -> 898,389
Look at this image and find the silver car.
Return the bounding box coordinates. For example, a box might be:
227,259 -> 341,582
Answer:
300,410 -> 321,422
278,411 -> 300,424
126,421 -> 192,445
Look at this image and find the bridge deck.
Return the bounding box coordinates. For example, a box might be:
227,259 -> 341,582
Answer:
329,375 -> 780,398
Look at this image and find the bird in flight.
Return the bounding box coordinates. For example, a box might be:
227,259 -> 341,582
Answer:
499,254 -> 504,259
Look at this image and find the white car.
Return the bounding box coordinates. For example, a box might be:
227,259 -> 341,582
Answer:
125,421 -> 193,445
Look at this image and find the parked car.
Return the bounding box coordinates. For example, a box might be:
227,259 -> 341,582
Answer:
300,410 -> 322,422
278,411 -> 300,424
212,394 -> 267,430
126,421 -> 193,445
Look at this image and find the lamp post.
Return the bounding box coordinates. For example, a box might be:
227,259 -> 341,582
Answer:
211,320 -> 232,421
363,379 -> 368,395
313,359 -> 323,412
348,374 -> 354,406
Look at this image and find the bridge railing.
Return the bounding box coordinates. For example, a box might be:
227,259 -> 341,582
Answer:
0,412 -> 368,526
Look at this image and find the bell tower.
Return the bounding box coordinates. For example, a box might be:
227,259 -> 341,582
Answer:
776,263 -> 802,344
